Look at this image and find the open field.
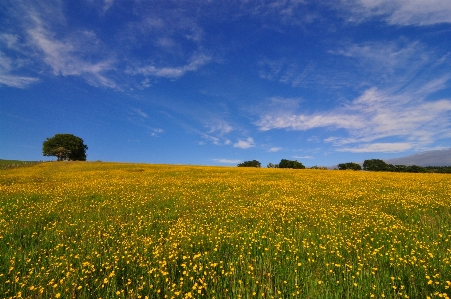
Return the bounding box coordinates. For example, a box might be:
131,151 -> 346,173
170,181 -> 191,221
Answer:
1,162 -> 450,299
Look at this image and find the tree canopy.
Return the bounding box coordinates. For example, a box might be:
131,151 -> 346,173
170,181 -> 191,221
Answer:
338,162 -> 362,170
43,134 -> 88,161
237,160 -> 261,168
362,159 -> 389,171
278,159 -> 305,169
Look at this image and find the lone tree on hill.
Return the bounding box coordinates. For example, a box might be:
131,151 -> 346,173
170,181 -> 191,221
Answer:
43,134 -> 88,161
237,160 -> 261,167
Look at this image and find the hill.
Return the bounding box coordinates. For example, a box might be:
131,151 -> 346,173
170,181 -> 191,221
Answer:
385,148 -> 451,166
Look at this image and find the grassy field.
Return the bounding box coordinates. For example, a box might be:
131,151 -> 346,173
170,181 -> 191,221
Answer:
0,162 -> 450,299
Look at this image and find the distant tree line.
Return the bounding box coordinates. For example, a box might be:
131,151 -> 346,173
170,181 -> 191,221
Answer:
338,159 -> 451,173
239,159 -> 306,169
238,158 -> 451,173
338,162 -> 362,170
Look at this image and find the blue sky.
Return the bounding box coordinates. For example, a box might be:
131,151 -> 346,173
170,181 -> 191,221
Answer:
1,0 -> 451,167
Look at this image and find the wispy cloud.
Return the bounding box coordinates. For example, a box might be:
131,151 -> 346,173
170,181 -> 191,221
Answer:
213,158 -> 241,164
2,0 -> 213,89
199,134 -> 231,146
103,0 -> 114,12
337,143 -> 414,153
234,137 -> 256,149
339,0 -> 451,25
131,108 -> 148,119
207,121 -> 234,136
0,72 -> 39,88
258,58 -> 315,87
268,147 -> 282,152
128,53 -> 212,79
255,38 -> 451,153
293,155 -> 314,159
257,75 -> 451,152
149,128 -> 164,137
1,1 -> 119,89
256,82 -> 451,152
0,34 -> 39,88
26,22 -> 117,88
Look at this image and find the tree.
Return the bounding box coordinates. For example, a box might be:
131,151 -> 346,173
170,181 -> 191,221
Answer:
43,134 -> 88,161
278,159 -> 305,169
267,163 -> 279,168
237,160 -> 261,168
362,159 -> 389,171
337,162 -> 362,170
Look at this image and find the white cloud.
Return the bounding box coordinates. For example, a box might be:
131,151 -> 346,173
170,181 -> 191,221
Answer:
1,2 -> 119,89
255,39 -> 451,153
0,36 -> 39,88
2,0 -> 213,89
0,73 -> 39,88
0,50 -> 39,87
340,0 -> 451,25
234,137 -> 255,149
26,24 -> 117,87
255,82 -> 451,152
269,147 -> 282,152
256,112 -> 364,131
213,159 -> 241,164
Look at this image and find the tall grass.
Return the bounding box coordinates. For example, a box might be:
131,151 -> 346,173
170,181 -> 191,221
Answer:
0,162 -> 450,298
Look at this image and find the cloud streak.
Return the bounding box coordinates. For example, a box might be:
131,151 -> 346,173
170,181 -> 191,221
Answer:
26,18 -> 118,88
255,38 -> 451,153
128,53 -> 212,79
255,81 -> 451,153
0,34 -> 39,88
213,158 -> 241,164
1,0 -> 213,89
340,0 -> 451,25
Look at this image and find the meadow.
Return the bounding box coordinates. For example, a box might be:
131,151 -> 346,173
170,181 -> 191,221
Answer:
0,162 -> 450,299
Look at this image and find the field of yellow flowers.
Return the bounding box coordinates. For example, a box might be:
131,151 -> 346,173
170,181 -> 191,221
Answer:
1,162 -> 450,299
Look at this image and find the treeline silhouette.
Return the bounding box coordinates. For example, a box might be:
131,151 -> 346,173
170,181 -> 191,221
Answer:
361,159 -> 451,173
